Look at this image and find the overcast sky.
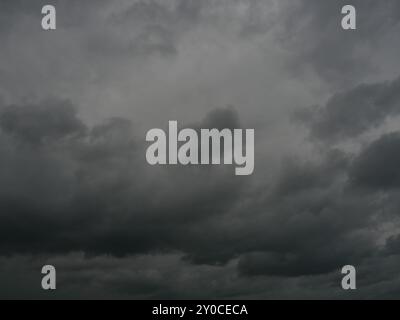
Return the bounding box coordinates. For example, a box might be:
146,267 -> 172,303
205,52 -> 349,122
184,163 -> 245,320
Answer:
1,0 -> 400,299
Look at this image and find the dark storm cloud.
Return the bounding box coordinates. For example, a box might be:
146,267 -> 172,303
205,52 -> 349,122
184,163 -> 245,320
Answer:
199,106 -> 240,130
299,76 -> 400,142
1,98 -> 371,281
274,149 -> 348,197
0,100 -> 246,260
238,251 -> 346,278
0,96 -> 396,295
176,146 -> 380,275
0,99 -> 85,144
1,0 -> 400,300
232,152 -> 378,277
350,132 -> 400,190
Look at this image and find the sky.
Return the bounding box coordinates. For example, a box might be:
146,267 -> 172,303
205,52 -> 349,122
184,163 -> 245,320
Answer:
0,0 -> 400,299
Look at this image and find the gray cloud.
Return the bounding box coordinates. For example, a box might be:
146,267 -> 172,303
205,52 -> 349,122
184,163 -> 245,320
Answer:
0,99 -> 85,144
350,132 -> 400,190
1,0 -> 400,300
278,0 -> 400,87
299,76 -> 400,142
0,101 -> 247,261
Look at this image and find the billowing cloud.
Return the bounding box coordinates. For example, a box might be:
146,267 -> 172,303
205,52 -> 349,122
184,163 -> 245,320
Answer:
350,132 -> 400,190
1,0 -> 400,299
0,99 -> 86,144
278,0 -> 400,87
300,77 -> 400,142
0,101 -> 247,261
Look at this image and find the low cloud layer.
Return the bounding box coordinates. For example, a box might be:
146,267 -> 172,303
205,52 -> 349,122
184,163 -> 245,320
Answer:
0,0 -> 400,299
